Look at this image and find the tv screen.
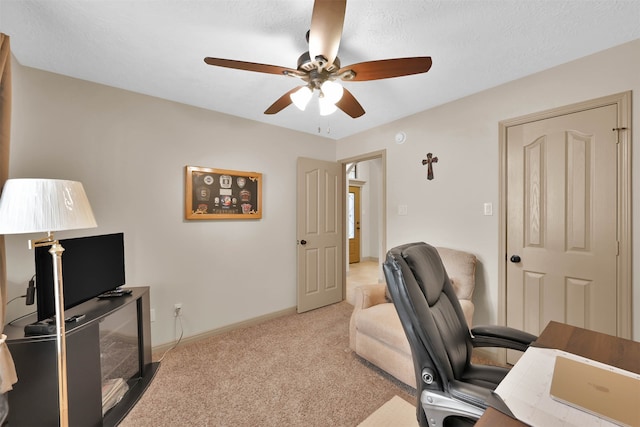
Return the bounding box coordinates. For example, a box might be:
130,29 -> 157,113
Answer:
34,233 -> 126,321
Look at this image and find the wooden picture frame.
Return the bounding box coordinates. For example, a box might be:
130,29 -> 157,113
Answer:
185,166 -> 262,220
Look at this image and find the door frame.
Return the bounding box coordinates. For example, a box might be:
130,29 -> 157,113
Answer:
498,91 -> 632,338
339,150 -> 387,300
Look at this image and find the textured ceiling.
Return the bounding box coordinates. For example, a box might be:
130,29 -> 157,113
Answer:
1,0 -> 639,139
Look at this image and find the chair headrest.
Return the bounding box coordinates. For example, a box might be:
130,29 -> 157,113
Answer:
401,243 -> 447,306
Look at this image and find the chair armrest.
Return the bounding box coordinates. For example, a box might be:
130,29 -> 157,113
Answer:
352,284 -> 388,310
470,325 -> 537,352
448,379 -> 494,410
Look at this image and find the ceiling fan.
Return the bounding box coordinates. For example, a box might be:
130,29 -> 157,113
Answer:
204,0 -> 432,118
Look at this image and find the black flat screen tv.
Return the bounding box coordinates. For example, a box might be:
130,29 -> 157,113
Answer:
34,232 -> 126,321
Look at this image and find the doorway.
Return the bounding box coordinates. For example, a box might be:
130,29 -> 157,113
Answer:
348,185 -> 361,264
341,150 -> 386,304
499,93 -> 632,354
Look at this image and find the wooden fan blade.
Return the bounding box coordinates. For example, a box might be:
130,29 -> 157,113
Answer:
335,88 -> 365,118
264,87 -> 301,115
204,57 -> 297,76
339,57 -> 432,81
308,0 -> 346,67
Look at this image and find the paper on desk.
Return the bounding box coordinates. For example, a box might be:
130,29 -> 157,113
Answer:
494,347 -> 639,427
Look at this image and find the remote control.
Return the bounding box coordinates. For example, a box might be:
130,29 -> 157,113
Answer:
98,289 -> 132,298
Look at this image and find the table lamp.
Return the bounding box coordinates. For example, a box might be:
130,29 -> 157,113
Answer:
0,178 -> 97,427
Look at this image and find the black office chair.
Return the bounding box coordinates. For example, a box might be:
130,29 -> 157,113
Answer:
383,242 -> 536,427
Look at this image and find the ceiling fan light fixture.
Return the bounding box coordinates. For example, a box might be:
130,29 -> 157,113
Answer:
320,80 -> 344,104
318,95 -> 338,116
290,86 -> 313,110
204,1 -> 432,119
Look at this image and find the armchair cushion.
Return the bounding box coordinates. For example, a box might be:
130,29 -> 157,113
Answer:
436,247 -> 476,301
354,303 -> 411,354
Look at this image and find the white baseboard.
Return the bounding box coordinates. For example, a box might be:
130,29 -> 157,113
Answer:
152,306 -> 298,355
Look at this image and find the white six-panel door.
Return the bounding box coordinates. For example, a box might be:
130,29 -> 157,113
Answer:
506,105 -> 619,346
297,157 -> 343,313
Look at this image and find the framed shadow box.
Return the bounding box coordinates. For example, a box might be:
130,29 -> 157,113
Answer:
185,166 -> 262,220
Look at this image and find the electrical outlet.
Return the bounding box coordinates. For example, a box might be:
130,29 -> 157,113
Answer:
174,303 -> 182,317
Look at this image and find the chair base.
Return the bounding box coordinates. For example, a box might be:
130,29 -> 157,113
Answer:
421,390 -> 484,427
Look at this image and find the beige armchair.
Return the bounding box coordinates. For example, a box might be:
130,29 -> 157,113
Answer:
349,247 -> 477,388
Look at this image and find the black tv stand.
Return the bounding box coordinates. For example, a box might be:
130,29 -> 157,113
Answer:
4,286 -> 157,426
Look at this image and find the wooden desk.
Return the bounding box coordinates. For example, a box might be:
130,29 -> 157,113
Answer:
533,321 -> 640,374
475,321 -> 640,427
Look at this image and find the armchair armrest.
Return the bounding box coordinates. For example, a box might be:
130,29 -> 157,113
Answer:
349,284 -> 388,351
352,283 -> 388,310
470,325 -> 537,352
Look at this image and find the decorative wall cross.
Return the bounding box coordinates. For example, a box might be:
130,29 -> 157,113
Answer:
421,153 -> 439,180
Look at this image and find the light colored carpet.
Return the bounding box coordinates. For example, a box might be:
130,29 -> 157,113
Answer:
357,395 -> 418,427
120,301 -> 415,426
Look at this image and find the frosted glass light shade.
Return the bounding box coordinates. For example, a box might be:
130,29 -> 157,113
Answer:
318,95 -> 338,116
320,80 -> 343,104
0,179 -> 97,234
290,86 -> 313,111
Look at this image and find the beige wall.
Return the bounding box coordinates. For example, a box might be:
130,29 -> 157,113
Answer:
337,39 -> 640,338
5,39 -> 639,346
5,61 -> 336,346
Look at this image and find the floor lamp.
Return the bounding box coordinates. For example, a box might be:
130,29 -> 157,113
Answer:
0,179 -> 97,427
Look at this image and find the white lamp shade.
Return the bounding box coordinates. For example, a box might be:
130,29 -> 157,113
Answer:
320,80 -> 344,104
318,95 -> 338,116
290,86 -> 313,111
0,179 -> 97,234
